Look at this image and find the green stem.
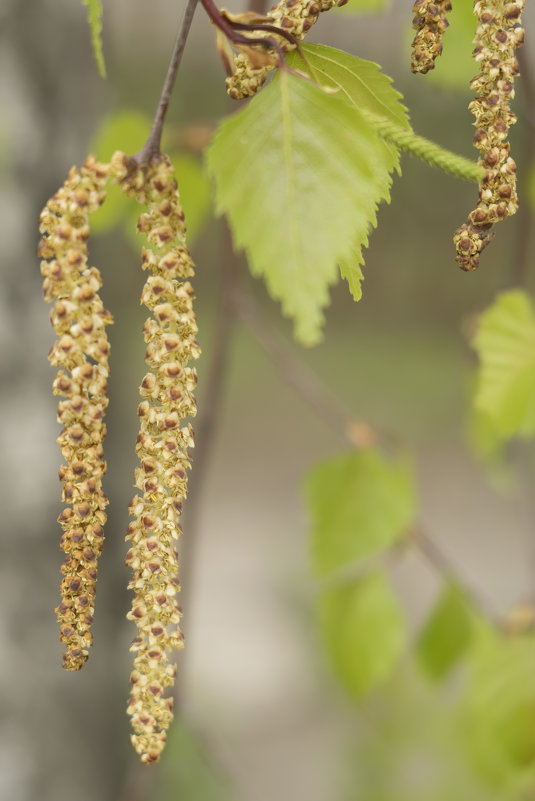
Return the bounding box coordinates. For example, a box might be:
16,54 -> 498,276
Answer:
362,110 -> 484,184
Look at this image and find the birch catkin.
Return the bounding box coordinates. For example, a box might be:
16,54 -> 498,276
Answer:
110,151 -> 200,763
411,0 -> 453,75
38,155 -> 112,671
454,0 -> 525,270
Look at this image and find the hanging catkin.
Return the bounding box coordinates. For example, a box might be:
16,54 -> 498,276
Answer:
454,0 -> 525,270
38,155 -> 112,671
411,0 -> 453,75
110,151 -> 200,763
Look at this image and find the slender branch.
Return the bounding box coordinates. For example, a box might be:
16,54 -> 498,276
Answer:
135,0 -> 199,163
235,288 -> 504,628
414,525 -> 503,628
234,290 -> 360,448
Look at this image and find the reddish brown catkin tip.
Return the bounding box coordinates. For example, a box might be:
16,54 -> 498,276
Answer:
110,151 -> 200,764
225,0 -> 348,99
411,0 -> 453,75
38,155 -> 112,671
454,0 -> 525,271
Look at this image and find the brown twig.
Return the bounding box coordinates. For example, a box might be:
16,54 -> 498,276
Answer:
235,288 -> 504,628
135,0 -> 199,163
200,0 -> 288,62
414,525 -> 503,627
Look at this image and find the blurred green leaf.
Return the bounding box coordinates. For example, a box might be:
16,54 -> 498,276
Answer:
82,0 -> 106,78
89,112 -> 211,244
318,571 -> 406,699
306,448 -> 416,578
206,59 -> 399,345
348,658 -> 506,801
462,626 -> 535,792
417,584 -> 473,680
89,110 -> 152,233
90,110 -> 152,161
408,1 -> 476,92
170,153 -> 212,244
472,290 -> 535,440
335,0 -> 388,17
153,720 -> 230,801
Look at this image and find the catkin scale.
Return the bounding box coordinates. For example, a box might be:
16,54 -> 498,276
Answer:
110,151 -> 199,764
38,155 -> 112,671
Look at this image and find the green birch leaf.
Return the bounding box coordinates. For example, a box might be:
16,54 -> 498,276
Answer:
288,44 -> 409,298
318,571 -> 406,699
472,290 -> 535,439
339,252 -> 364,301
306,449 -> 416,578
206,66 -> 399,345
82,0 -> 106,79
417,584 -> 473,680
292,44 -> 410,136
463,628 -> 535,790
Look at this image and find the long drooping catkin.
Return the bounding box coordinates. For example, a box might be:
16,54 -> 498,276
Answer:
454,0 -> 525,271
38,155 -> 112,671
110,151 -> 200,764
226,0 -> 348,99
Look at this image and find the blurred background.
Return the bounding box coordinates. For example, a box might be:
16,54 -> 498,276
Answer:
2,1 -> 535,799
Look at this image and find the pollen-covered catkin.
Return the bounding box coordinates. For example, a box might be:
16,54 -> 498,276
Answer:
226,0 -> 348,100
110,151 -> 200,764
38,155 -> 112,671
411,0 -> 453,75
454,0 -> 525,271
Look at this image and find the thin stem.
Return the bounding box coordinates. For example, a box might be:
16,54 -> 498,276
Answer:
135,0 -> 199,163
414,525 -> 502,628
235,289 -> 504,628
234,290 -> 356,448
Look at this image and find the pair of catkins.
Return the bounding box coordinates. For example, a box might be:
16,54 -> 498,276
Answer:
38,151 -> 199,764
410,0 -> 525,270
